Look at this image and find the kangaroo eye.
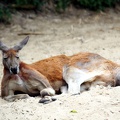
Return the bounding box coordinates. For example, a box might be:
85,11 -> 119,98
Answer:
16,56 -> 19,59
3,57 -> 8,60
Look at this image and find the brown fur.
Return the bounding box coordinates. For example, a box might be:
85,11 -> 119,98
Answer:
31,52 -> 120,93
1,37 -> 120,102
30,55 -> 69,92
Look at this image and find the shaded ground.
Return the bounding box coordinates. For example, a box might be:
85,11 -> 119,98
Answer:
0,8 -> 120,120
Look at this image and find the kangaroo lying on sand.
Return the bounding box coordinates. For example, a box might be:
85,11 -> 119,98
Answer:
0,36 -> 120,102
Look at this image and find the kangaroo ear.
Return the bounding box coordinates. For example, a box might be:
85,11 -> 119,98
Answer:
13,36 -> 29,51
0,41 -> 9,51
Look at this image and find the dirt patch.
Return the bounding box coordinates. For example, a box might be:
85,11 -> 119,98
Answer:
0,8 -> 120,120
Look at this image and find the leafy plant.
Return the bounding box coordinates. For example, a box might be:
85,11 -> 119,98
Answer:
0,3 -> 11,23
77,0 -> 119,10
55,0 -> 71,11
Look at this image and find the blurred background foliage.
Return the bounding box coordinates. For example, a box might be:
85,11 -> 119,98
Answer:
0,0 -> 120,23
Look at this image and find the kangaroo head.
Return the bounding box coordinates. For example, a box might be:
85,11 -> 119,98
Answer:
0,36 -> 29,74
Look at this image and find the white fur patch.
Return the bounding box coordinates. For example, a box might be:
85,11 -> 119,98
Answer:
63,66 -> 103,94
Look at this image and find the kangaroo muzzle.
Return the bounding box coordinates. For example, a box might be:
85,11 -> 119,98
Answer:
10,67 -> 19,74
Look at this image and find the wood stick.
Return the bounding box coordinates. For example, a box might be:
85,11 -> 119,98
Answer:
18,32 -> 44,35
9,4 -> 36,9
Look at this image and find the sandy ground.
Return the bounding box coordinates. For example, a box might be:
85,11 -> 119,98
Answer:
0,9 -> 120,120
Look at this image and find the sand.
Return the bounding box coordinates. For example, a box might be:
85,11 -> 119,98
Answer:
0,9 -> 120,120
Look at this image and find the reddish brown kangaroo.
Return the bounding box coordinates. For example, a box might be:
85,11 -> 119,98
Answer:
0,36 -> 57,103
0,36 -> 120,102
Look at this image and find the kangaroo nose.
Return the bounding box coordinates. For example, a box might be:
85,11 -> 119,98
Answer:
10,67 -> 18,74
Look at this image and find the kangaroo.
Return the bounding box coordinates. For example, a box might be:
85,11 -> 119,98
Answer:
0,36 -> 120,102
0,36 -> 56,103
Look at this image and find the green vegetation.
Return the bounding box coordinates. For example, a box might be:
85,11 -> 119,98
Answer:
77,0 -> 119,10
0,3 -> 11,23
55,0 -> 71,11
0,0 -> 120,23
0,0 -> 45,23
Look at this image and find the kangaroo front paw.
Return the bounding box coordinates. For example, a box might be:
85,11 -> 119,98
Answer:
39,97 -> 57,104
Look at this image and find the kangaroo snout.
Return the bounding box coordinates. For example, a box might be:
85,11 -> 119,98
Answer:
10,67 -> 19,74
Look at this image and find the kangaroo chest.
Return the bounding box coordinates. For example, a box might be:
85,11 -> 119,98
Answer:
8,75 -> 40,95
